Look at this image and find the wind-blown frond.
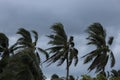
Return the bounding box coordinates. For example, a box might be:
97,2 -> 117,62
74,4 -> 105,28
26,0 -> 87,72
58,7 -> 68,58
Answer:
38,48 -> 49,60
45,46 -> 63,54
51,23 -> 67,41
110,51 -> 115,67
17,28 -> 32,44
32,30 -> 38,46
108,36 -> 114,46
0,33 -> 9,49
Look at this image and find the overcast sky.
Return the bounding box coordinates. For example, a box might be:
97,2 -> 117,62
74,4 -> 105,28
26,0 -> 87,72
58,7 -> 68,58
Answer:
0,0 -> 120,80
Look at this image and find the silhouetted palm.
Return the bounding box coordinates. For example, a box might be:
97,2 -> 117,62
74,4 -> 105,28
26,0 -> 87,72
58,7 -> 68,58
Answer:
46,23 -> 78,80
82,23 -> 115,73
0,33 -> 18,73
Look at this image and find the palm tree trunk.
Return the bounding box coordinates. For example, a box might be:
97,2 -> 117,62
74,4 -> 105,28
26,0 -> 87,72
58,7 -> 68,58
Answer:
66,53 -> 69,80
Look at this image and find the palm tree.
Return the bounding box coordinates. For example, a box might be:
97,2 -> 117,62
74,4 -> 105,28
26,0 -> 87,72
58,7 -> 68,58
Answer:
16,28 -> 49,63
46,23 -> 78,80
82,23 -> 115,73
16,28 -> 49,79
0,33 -> 18,73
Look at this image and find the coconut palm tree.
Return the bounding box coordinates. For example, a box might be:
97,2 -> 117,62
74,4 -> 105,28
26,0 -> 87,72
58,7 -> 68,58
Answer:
46,23 -> 78,80
82,23 -> 115,73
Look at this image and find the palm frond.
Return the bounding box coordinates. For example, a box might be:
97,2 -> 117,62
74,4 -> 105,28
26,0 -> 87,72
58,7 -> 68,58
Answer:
108,36 -> 114,46
31,30 -> 38,46
82,48 -> 103,64
38,48 -> 49,60
48,40 -> 65,46
36,52 -> 41,64
45,46 -> 63,54
57,57 -> 66,66
0,33 -> 9,48
17,28 -> 32,44
72,48 -> 78,66
87,23 -> 106,38
51,23 -> 67,41
109,51 -> 115,67
88,54 -> 101,72
68,49 -> 74,67
74,56 -> 78,66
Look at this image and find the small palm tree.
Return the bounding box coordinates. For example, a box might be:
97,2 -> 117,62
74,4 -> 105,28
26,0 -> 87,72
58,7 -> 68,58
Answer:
46,23 -> 78,80
82,23 -> 115,73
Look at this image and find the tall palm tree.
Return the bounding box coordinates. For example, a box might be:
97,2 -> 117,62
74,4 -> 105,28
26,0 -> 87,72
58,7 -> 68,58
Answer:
82,23 -> 115,73
0,33 -> 18,73
46,23 -> 78,80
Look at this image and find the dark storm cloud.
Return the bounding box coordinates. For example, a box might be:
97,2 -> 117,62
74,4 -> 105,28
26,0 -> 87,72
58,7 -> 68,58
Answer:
0,0 -> 120,35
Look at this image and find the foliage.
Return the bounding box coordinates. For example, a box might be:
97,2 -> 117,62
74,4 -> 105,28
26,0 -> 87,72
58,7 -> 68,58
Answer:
0,48 -> 45,80
0,23 -> 119,80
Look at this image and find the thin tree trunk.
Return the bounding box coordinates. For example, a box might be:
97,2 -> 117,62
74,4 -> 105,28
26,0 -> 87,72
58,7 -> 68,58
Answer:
102,67 -> 106,76
66,53 -> 69,80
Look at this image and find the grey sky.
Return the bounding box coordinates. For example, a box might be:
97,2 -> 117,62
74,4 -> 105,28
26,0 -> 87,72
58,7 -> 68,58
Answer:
0,0 -> 120,80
